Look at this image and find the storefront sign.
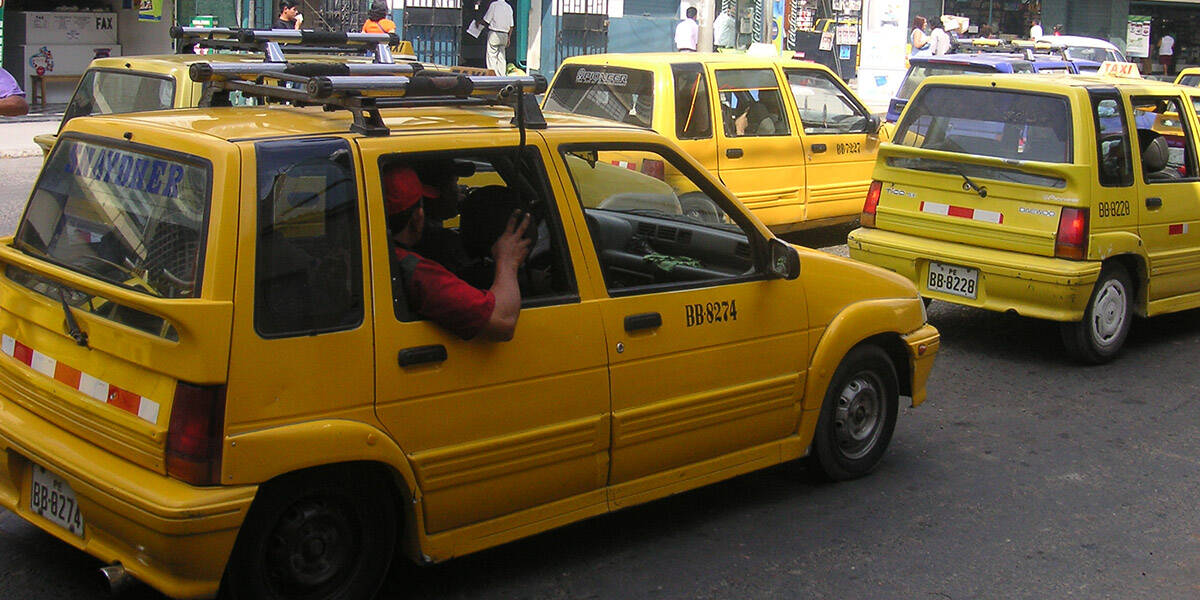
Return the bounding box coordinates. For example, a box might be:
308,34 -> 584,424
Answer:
1127,15 -> 1151,58
138,0 -> 163,22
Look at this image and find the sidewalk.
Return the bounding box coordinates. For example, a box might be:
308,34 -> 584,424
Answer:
1,104 -> 65,159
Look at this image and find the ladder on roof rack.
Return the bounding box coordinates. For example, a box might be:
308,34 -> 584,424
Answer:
170,26 -> 404,64
190,60 -> 548,137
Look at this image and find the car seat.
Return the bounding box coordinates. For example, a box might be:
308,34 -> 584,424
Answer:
1137,129 -> 1181,182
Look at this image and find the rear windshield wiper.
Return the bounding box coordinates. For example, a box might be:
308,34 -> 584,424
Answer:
56,287 -> 89,348
955,169 -> 988,198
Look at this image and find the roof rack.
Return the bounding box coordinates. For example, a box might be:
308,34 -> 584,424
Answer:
170,26 -> 403,64
190,60 -> 548,136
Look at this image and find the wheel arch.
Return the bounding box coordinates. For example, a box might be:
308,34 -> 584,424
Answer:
1104,253 -> 1147,316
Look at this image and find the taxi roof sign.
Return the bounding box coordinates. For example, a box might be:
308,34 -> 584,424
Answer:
1098,61 -> 1141,78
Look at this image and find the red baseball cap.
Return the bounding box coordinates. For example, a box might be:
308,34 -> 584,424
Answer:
383,166 -> 440,215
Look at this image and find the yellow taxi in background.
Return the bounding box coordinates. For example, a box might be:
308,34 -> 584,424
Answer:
1174,66 -> 1200,87
0,63 -> 935,599
544,53 -> 886,233
849,66 -> 1200,363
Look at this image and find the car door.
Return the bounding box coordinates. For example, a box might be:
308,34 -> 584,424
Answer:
358,133 -> 611,536
1132,94 -> 1200,301
710,65 -> 807,230
551,140 -> 808,507
783,67 -> 882,223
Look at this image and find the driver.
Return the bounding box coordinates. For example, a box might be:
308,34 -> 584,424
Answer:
386,165 -> 532,341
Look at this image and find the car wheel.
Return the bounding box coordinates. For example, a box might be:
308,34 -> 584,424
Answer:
805,345 -> 898,481
1061,263 -> 1132,364
223,465 -> 396,600
678,192 -> 726,224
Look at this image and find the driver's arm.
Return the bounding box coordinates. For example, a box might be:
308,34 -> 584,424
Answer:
478,211 -> 532,341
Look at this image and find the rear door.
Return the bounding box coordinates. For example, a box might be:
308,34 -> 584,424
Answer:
783,67 -> 881,223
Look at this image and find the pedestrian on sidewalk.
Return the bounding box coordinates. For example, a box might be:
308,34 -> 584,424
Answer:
714,7 -> 736,50
0,68 -> 29,117
1159,32 -> 1176,76
479,0 -> 514,75
273,0 -> 303,30
1029,18 -> 1042,39
362,0 -> 397,33
676,6 -> 699,52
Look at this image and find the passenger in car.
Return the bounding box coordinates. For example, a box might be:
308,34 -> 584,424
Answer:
385,165 -> 532,340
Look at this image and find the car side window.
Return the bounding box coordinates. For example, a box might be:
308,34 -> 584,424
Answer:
1131,95 -> 1196,183
715,69 -> 790,137
561,145 -> 762,295
381,148 -> 578,322
254,138 -> 364,338
1092,95 -> 1132,187
673,64 -> 713,140
784,69 -> 872,134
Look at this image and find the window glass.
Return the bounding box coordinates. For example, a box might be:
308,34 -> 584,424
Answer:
562,146 -> 759,294
544,65 -> 656,127
715,69 -> 789,137
896,63 -> 996,100
895,86 -> 1072,163
62,70 -> 174,126
1179,75 -> 1200,88
672,64 -> 712,139
1093,96 -> 1132,187
1131,96 -> 1196,182
254,138 -> 363,337
381,148 -> 576,322
785,69 -> 871,134
16,137 -> 209,300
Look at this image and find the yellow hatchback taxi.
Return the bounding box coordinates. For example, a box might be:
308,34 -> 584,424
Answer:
544,53 -> 886,233
0,63 -> 936,599
849,68 -> 1200,363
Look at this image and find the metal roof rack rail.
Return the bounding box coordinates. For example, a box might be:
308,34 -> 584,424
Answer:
190,61 -> 547,137
170,26 -> 401,64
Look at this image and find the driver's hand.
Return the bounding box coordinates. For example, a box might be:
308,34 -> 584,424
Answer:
492,210 -> 533,272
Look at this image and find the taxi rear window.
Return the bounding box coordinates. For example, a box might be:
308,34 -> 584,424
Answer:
14,137 -> 210,299
545,65 -> 655,127
61,70 -> 175,126
894,86 -> 1072,164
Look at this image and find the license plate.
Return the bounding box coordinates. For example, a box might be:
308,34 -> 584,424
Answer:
30,463 -> 85,538
926,261 -> 979,300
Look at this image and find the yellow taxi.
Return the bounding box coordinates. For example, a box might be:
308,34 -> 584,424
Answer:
543,53 -> 886,233
848,65 -> 1200,363
1174,66 -> 1200,87
0,62 -> 936,599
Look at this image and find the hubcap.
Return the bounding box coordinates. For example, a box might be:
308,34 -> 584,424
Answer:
833,372 -> 885,460
1090,279 -> 1128,346
265,497 -> 356,596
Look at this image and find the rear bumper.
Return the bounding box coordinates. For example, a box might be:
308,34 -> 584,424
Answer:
847,227 -> 1102,322
0,386 -> 255,599
901,323 -> 939,407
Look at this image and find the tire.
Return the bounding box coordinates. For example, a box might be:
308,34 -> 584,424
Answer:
223,465 -> 397,600
678,192 -> 726,224
805,345 -> 899,481
1060,263 -> 1132,364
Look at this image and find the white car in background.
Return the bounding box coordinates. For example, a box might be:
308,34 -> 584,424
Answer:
1036,35 -> 1128,71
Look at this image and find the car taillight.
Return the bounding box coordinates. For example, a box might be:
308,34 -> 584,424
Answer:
641,158 -> 665,180
166,382 -> 226,486
861,180 -> 882,228
1055,207 -> 1088,260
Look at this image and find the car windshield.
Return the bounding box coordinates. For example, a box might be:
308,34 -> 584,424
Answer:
61,70 -> 175,127
1067,46 -> 1118,63
897,63 -> 997,100
14,137 -> 210,299
544,65 -> 656,127
895,86 -> 1072,164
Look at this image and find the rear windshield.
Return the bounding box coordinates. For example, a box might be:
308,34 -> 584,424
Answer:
544,65 -> 656,127
14,137 -> 211,299
897,63 -> 998,100
894,86 -> 1073,164
62,70 -> 175,126
1067,46 -> 1117,63
1178,74 -> 1200,88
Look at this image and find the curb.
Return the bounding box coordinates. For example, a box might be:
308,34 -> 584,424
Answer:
0,149 -> 44,159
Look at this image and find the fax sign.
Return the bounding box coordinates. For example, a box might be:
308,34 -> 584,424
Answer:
96,16 -> 113,29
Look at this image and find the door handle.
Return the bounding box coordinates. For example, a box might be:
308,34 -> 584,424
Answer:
398,344 -> 447,367
1146,197 -> 1163,209
624,312 -> 662,332
811,143 -> 827,153
725,148 -> 744,158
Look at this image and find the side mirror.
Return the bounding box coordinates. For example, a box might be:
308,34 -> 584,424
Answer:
866,114 -> 882,134
768,237 -> 800,280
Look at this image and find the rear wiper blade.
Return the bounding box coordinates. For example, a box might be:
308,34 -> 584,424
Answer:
954,169 -> 988,198
56,287 -> 89,348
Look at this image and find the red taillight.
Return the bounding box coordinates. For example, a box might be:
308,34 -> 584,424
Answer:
861,180 -> 882,228
641,158 -> 665,180
1055,207 -> 1088,260
166,382 -> 226,486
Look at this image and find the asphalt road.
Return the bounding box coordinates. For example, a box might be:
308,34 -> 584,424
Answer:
0,156 -> 1198,599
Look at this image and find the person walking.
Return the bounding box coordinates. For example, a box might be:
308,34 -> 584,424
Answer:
714,7 -> 736,50
1159,33 -> 1176,76
676,6 -> 699,52
480,0 -> 514,75
1029,18 -> 1043,39
0,68 -> 29,117
362,0 -> 396,33
273,0 -> 303,30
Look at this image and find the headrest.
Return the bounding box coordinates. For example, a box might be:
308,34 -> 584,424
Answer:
1138,130 -> 1169,173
